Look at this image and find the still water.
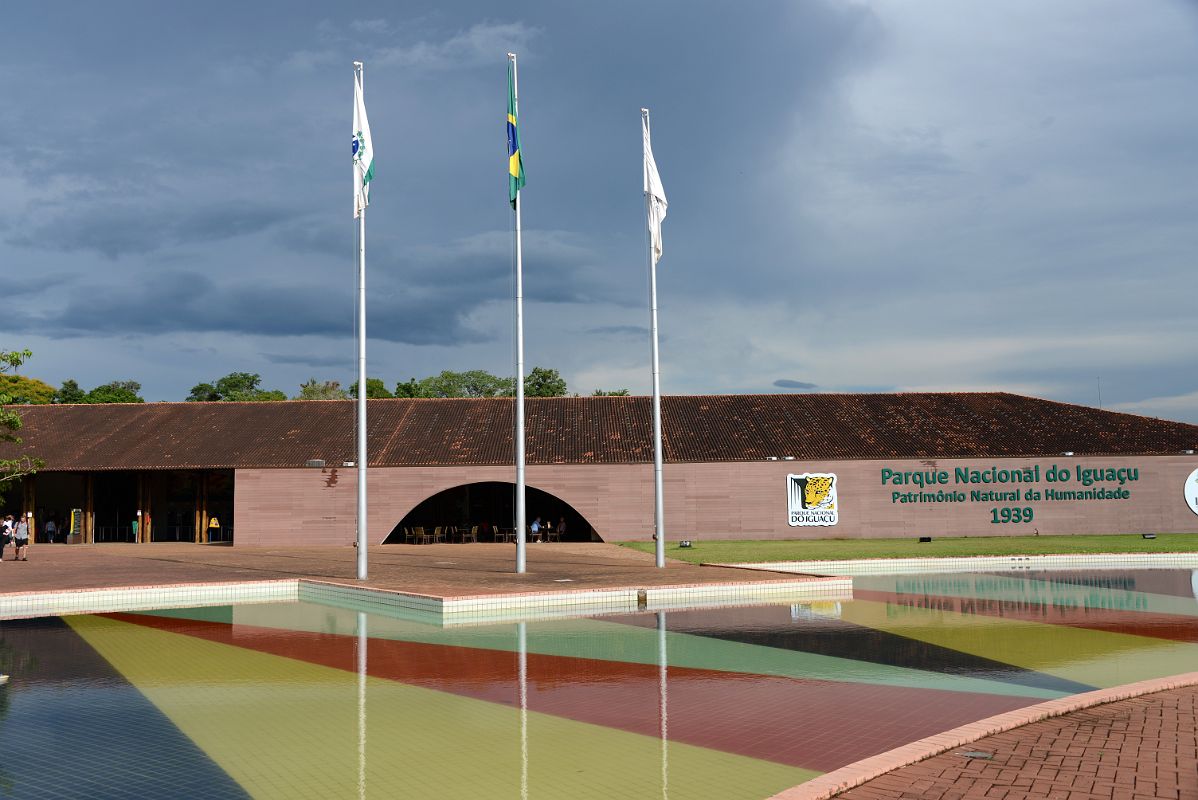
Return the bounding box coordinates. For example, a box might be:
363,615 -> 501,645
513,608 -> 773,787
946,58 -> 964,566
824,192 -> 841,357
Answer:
1,569 -> 1195,799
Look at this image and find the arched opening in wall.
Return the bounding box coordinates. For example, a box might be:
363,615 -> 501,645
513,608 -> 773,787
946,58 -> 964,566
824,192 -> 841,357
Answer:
383,481 -> 600,544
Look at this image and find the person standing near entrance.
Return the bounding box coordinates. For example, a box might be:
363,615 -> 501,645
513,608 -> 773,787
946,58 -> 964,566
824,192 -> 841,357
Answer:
0,515 -> 12,561
13,517 -> 29,561
43,517 -> 56,545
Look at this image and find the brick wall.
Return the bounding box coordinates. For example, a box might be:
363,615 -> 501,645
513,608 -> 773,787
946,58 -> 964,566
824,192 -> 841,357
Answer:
233,455 -> 1198,545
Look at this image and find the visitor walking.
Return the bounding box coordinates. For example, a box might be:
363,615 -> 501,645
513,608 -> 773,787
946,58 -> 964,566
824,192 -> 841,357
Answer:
13,517 -> 29,561
43,517 -> 56,544
0,515 -> 12,561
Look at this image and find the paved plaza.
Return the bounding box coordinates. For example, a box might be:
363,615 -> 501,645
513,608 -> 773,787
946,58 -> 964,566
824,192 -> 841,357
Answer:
831,684 -> 1198,800
0,541 -> 816,597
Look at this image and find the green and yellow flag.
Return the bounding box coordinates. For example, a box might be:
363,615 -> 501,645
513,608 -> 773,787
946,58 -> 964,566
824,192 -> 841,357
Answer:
507,58 -> 525,209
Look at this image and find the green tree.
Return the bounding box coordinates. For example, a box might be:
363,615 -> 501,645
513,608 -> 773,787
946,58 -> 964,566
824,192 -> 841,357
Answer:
188,372 -> 285,402
592,388 -> 631,396
0,374 -> 56,404
186,382 -> 220,402
394,378 -> 422,398
1,349 -> 44,500
85,380 -> 145,404
416,370 -> 515,398
349,377 -> 393,399
524,366 -> 568,397
390,368 -> 568,398
296,379 -> 348,400
54,379 -> 87,404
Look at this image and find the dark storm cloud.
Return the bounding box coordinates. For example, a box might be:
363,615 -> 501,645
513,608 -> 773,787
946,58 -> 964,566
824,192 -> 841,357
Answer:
264,352 -> 352,368
2,273 -> 72,296
7,201 -> 296,259
274,219 -> 352,259
405,230 -> 633,307
2,1 -> 1195,420
773,379 -> 818,390
12,269 -> 488,346
586,325 -> 648,338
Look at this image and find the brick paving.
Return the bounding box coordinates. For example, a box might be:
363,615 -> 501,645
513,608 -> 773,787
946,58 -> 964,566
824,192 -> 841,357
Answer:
0,541 -> 827,598
832,685 -> 1198,800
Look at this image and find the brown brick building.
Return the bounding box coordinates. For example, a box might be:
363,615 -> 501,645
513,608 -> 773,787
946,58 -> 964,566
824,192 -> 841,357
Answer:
4,393 -> 1197,545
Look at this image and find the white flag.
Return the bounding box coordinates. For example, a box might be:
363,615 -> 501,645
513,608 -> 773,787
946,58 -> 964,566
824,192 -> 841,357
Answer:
642,110 -> 667,265
352,67 -> 374,218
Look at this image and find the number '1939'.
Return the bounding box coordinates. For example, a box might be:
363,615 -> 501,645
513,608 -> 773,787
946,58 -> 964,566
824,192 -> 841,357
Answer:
990,507 -> 1033,524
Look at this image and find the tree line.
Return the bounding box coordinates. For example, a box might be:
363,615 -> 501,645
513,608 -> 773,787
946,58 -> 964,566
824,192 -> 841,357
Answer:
3,367 -> 630,404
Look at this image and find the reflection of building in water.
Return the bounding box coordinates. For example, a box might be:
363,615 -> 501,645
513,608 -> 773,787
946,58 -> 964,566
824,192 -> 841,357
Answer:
791,601 -> 843,621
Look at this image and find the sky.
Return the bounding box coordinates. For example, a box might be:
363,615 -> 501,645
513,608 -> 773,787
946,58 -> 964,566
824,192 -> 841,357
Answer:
3,1 -> 1197,422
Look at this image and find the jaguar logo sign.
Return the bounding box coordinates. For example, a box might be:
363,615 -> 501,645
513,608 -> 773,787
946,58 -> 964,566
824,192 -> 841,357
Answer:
787,473 -> 839,527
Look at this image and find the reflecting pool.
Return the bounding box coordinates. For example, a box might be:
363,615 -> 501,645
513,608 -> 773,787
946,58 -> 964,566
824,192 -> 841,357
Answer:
1,569 -> 1196,799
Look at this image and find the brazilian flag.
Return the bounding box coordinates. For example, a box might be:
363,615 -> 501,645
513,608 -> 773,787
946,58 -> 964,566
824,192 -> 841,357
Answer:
507,59 -> 525,209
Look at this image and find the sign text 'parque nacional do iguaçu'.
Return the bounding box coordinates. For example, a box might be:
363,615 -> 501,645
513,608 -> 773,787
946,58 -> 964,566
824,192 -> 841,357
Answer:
879,463 -> 1142,525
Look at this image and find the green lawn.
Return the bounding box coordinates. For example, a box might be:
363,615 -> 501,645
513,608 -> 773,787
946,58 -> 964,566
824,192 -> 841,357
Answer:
620,533 -> 1198,564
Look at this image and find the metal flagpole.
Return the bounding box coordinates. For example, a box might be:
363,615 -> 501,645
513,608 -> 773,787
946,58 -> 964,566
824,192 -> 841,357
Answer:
355,61 -> 368,581
644,108 -> 666,569
511,53 -> 527,574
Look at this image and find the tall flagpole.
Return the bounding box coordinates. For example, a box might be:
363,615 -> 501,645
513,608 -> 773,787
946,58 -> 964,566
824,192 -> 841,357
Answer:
354,61 -> 368,581
510,53 -> 527,574
643,108 -> 666,569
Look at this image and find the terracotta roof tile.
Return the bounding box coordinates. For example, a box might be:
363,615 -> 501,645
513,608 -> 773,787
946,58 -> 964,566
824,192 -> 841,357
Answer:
3,393 -> 1195,472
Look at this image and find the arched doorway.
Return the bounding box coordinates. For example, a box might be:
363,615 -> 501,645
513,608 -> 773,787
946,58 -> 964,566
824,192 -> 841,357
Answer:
383,481 -> 599,543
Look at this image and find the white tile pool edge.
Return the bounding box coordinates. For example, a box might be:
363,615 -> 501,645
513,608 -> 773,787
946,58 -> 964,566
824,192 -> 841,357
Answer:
0,579 -> 299,619
722,551 -> 1198,576
300,577 -> 853,625
0,575 -> 852,624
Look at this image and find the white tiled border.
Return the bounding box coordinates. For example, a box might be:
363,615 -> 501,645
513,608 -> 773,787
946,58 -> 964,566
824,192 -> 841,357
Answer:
1,575 -> 852,626
0,579 -> 298,619
723,551 -> 1198,576
301,577 -> 853,626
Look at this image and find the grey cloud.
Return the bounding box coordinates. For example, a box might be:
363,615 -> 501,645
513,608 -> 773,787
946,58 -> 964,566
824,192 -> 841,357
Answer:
280,49 -> 339,72
407,230 -> 632,307
274,219 -> 353,259
13,269 -> 488,346
774,379 -> 818,390
373,22 -> 540,70
351,20 -> 391,35
586,325 -> 648,338
264,352 -> 353,368
2,272 -> 72,296
8,201 -> 295,259
2,1 -> 1194,418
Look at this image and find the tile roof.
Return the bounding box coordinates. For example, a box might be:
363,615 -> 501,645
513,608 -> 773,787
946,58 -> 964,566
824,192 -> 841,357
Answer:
3,393 -> 1196,472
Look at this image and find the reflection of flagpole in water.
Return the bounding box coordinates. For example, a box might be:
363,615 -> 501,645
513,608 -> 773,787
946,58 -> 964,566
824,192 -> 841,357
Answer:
357,611 -> 368,800
658,611 -> 669,800
518,621 -> 529,800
